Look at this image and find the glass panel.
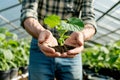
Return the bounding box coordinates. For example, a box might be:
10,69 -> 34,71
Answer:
0,5 -> 21,21
97,15 -> 120,30
0,19 -> 6,26
0,24 -> 15,30
116,30 -> 120,34
0,0 -> 19,10
108,33 -> 120,40
108,4 -> 120,19
12,20 -> 21,27
96,25 -> 110,34
94,10 -> 103,20
94,0 -> 118,12
94,39 -> 107,45
94,32 -> 115,40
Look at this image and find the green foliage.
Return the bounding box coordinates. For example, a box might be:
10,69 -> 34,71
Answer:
44,15 -> 61,28
67,17 -> 84,29
0,27 -> 30,71
82,41 -> 120,72
44,15 -> 84,46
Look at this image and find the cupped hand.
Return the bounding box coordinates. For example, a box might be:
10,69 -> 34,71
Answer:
63,31 -> 84,58
38,30 -> 61,57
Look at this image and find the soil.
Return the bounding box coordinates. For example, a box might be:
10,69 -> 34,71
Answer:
52,44 -> 75,53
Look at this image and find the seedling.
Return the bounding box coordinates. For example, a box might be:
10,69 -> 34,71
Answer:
44,15 -> 84,52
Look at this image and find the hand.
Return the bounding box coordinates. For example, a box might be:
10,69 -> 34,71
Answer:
63,31 -> 84,58
38,30 -> 61,57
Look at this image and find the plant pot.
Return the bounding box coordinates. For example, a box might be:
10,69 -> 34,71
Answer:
0,70 -> 10,80
83,65 -> 120,80
52,44 -> 75,53
98,68 -> 120,80
10,68 -> 18,79
19,66 -> 28,74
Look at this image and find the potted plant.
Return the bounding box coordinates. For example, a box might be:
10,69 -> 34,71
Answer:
44,15 -> 84,53
0,48 -> 14,80
0,28 -> 30,79
82,40 -> 120,80
10,40 -> 29,75
0,28 -> 15,80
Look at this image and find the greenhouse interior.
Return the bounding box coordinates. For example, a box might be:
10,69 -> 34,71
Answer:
0,0 -> 120,80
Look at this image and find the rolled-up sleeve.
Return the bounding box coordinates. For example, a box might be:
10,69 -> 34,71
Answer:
81,0 -> 97,31
20,0 -> 39,27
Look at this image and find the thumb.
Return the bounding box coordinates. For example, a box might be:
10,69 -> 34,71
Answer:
38,30 -> 50,44
38,32 -> 47,44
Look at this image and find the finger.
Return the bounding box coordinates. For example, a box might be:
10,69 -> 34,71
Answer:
44,51 -> 62,57
38,43 -> 61,57
66,54 -> 76,58
45,52 -> 61,57
38,33 -> 46,44
67,46 -> 84,55
58,52 -> 75,58
61,53 -> 76,58
55,52 -> 62,57
60,52 -> 68,57
38,43 -> 55,53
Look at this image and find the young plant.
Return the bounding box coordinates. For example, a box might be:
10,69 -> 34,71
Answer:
44,15 -> 84,52
0,28 -> 30,71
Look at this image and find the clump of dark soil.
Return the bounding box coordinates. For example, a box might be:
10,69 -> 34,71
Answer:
52,44 -> 75,53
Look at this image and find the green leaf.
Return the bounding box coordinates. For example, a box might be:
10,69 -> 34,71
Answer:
8,61 -> 17,68
3,49 -> 13,60
5,31 -> 13,37
8,40 -> 19,47
108,56 -> 118,65
12,33 -> 18,40
0,33 -> 6,40
67,17 -> 84,28
0,28 -> 7,33
44,15 -> 61,28
61,21 -> 83,31
100,46 -> 109,54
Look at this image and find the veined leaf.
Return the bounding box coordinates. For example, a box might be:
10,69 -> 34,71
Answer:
67,17 -> 84,28
44,15 -> 61,28
61,21 -> 83,31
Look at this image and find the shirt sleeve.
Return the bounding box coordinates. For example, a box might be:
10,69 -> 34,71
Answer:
81,0 -> 97,32
20,0 -> 39,28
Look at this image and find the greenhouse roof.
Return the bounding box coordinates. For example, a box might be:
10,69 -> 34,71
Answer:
0,0 -> 120,46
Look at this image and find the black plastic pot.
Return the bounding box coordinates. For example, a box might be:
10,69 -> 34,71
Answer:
83,65 -> 120,80
19,66 -> 28,74
0,70 -> 10,80
98,68 -> 120,80
10,68 -> 18,79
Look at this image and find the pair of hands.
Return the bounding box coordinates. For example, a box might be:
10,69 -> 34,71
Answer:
38,30 -> 84,58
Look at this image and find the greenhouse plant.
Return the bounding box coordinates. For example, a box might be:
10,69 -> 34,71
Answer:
82,40 -> 120,80
0,28 -> 30,80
